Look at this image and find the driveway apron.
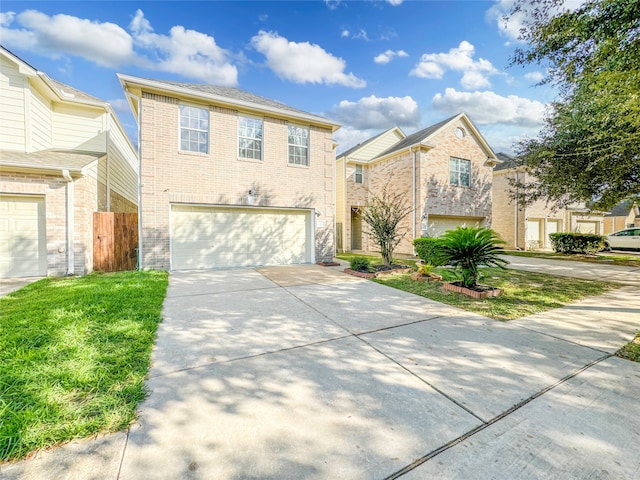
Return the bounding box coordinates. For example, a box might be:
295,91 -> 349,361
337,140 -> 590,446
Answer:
117,265 -> 640,479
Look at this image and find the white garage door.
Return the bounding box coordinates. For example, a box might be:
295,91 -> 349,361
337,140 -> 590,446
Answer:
0,196 -> 47,277
576,221 -> 599,234
171,205 -> 312,270
423,216 -> 483,238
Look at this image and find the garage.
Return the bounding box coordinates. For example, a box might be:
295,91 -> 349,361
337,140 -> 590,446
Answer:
171,205 -> 313,270
0,196 -> 47,277
575,220 -> 599,234
422,215 -> 483,238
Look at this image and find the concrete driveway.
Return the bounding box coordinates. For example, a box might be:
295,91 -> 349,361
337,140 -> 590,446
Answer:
3,264 -> 639,479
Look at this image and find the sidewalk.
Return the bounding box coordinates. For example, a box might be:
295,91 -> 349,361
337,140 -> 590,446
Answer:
501,254 -> 640,286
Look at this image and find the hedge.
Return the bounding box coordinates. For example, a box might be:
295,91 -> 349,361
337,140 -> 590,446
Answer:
413,237 -> 446,266
548,232 -> 606,255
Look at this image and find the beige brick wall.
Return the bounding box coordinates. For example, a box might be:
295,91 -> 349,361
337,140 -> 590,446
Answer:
1,171 -> 96,275
138,92 -> 336,270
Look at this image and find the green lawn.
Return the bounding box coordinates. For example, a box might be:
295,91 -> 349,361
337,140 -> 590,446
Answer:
0,270 -> 168,462
373,267 -> 615,321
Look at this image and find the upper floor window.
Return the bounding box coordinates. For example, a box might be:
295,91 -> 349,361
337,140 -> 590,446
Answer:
238,116 -> 263,160
180,105 -> 209,153
288,125 -> 309,166
355,164 -> 363,184
450,157 -> 471,187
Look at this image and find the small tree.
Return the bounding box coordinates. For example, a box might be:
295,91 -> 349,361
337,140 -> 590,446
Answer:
359,184 -> 413,266
435,227 -> 509,288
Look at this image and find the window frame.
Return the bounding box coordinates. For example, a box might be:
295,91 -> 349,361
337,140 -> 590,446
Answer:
287,124 -> 310,166
237,115 -> 263,161
354,164 -> 363,184
449,157 -> 471,187
179,104 -> 209,154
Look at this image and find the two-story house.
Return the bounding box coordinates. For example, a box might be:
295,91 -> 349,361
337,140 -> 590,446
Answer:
118,75 -> 340,271
0,47 -> 138,277
492,152 -> 605,250
336,113 -> 499,255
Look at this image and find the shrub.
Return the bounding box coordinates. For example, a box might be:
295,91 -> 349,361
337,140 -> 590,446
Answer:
413,237 -> 446,266
549,232 -> 606,255
349,256 -> 372,273
434,227 -> 509,288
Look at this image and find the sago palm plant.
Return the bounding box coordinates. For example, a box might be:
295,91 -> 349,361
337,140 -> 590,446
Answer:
435,227 -> 508,288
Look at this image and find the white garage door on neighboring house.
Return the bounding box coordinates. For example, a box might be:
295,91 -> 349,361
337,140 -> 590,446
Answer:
0,196 -> 47,277
422,215 -> 483,238
575,221 -> 599,234
171,205 -> 313,270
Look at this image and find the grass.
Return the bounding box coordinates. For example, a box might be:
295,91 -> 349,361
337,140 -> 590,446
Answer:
617,333 -> 640,362
501,250 -> 640,267
373,267 -> 615,321
0,270 -> 168,462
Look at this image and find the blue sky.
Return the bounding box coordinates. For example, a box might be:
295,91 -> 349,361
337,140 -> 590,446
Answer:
1,0 -> 556,153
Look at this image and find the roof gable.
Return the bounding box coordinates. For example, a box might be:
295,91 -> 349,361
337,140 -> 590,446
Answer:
337,126 -> 405,162
371,113 -> 498,163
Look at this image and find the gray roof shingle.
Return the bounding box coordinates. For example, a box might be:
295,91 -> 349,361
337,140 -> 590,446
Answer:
374,115 -> 458,159
0,149 -> 104,172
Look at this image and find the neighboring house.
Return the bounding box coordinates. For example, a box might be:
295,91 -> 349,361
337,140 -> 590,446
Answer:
336,113 -> 499,255
0,47 -> 138,277
492,153 -> 605,250
118,74 -> 340,271
604,200 -> 639,234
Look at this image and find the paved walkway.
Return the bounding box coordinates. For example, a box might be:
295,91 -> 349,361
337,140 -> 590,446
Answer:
501,254 -> 640,286
1,263 -> 639,479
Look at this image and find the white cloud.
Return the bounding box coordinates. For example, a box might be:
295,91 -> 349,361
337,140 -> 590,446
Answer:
129,10 -> 237,85
374,49 -> 408,65
1,9 -> 135,67
334,126 -> 381,155
386,0 -> 404,5
410,41 -> 498,90
108,98 -> 132,116
341,29 -> 350,38
251,30 -> 365,88
524,71 -> 545,82
486,0 -> 584,42
431,88 -> 546,127
0,8 -> 238,85
325,0 -> 343,10
330,95 -> 420,130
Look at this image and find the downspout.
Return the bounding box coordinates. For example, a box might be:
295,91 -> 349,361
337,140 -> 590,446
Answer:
125,91 -> 143,270
412,148 -> 416,252
514,170 -> 519,250
62,169 -> 74,275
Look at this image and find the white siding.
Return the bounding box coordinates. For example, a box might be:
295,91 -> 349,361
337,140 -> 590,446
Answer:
0,57 -> 27,151
52,104 -> 106,152
350,129 -> 404,162
106,123 -> 138,205
30,86 -> 52,151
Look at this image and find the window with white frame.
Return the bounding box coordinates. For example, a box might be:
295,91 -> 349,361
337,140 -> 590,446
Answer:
450,157 -> 471,187
179,105 -> 209,153
288,125 -> 309,166
355,164 -> 363,184
238,116 -> 263,160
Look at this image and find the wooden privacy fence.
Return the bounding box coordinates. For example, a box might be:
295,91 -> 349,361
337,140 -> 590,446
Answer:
93,212 -> 138,272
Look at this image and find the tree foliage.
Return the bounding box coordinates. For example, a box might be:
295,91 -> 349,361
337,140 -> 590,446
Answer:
509,0 -> 640,211
434,227 -> 508,288
359,184 -> 413,266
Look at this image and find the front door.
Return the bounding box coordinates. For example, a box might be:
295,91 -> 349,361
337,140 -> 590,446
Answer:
351,208 -> 362,250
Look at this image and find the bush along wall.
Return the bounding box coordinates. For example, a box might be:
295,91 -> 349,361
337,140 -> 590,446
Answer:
549,232 -> 606,255
413,237 -> 446,266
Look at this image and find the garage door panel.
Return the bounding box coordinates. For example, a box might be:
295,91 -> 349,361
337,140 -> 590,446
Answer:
171,206 -> 311,270
0,196 -> 46,277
